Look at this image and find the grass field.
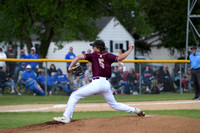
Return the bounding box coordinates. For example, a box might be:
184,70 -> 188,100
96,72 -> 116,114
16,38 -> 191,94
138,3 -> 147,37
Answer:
0,93 -> 194,105
0,93 -> 199,129
1,110 -> 200,129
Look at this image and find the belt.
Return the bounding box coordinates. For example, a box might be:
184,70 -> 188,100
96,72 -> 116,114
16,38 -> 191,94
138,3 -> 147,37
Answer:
92,76 -> 108,80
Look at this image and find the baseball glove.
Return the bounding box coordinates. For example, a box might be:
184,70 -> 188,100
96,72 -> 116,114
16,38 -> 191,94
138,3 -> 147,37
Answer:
69,65 -> 84,76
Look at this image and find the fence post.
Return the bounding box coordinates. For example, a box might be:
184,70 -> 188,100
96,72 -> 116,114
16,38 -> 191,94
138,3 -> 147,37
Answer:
45,62 -> 48,96
139,63 -> 142,94
180,63 -> 183,94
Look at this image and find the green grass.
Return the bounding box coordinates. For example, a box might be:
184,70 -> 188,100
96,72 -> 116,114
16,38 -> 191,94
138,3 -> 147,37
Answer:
0,110 -> 200,129
0,93 -> 194,105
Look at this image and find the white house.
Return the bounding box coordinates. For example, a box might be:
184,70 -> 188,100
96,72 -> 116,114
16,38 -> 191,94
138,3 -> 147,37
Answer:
0,17 -> 135,74
46,17 -> 135,74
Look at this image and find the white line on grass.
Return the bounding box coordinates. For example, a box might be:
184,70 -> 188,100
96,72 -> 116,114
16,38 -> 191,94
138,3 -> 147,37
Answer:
1,100 -> 200,112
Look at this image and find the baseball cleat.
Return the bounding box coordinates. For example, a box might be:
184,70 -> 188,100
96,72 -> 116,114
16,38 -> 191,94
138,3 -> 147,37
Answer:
53,116 -> 70,123
137,111 -> 145,116
134,108 -> 145,116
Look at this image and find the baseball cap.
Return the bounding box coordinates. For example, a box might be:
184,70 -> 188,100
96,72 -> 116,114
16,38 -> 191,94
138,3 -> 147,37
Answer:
191,46 -> 197,50
26,65 -> 32,69
31,47 -> 36,51
90,40 -> 105,47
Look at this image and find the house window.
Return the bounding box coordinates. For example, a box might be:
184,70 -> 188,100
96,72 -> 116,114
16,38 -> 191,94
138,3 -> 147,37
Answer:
111,41 -> 128,52
115,43 -> 123,50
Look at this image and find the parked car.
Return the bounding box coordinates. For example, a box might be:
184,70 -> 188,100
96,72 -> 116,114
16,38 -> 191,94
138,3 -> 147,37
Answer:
135,56 -> 164,74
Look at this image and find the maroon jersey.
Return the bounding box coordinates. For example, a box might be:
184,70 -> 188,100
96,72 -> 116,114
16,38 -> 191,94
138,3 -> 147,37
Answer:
85,52 -> 118,78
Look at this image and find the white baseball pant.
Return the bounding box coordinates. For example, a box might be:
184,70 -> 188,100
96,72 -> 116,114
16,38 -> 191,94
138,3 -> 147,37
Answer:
63,77 -> 137,118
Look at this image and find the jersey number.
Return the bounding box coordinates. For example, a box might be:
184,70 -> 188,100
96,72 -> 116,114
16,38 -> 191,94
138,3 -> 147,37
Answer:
98,59 -> 105,69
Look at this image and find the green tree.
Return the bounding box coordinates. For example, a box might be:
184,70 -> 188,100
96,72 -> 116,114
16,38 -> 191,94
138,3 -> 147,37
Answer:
0,0 -> 100,57
98,0 -> 153,54
0,0 -> 152,57
141,0 -> 200,54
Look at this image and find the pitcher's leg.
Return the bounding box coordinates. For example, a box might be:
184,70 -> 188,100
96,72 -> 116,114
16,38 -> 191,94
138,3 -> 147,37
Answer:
63,82 -> 98,118
101,89 -> 136,114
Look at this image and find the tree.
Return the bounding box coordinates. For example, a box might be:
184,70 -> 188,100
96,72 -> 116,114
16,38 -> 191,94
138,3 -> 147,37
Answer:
141,0 -> 200,54
0,0 -> 100,57
98,0 -> 153,54
0,0 -> 152,57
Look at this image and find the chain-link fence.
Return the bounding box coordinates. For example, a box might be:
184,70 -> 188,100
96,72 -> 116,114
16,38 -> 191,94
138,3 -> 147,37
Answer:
0,58 -> 191,96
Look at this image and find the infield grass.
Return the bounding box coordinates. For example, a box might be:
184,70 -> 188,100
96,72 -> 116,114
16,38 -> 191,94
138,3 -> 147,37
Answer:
0,109 -> 200,129
0,93 -> 194,105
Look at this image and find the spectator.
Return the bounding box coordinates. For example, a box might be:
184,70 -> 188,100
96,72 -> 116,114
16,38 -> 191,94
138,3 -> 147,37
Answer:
142,66 -> 154,93
111,66 -> 130,94
48,64 -> 57,77
0,48 -> 7,70
18,49 -> 27,68
53,68 -> 71,95
182,68 -> 192,92
14,49 -> 27,81
23,65 -> 36,80
0,66 -> 21,95
73,76 -> 86,90
27,47 -> 39,71
174,71 -> 182,91
189,46 -> 200,100
37,70 -> 56,96
16,63 -> 26,87
84,65 -> 93,84
87,49 -> 91,54
5,44 -> 17,77
118,49 -> 127,73
157,65 -> 175,92
23,65 -> 45,96
65,47 -> 76,77
126,68 -> 139,95
80,51 -> 87,70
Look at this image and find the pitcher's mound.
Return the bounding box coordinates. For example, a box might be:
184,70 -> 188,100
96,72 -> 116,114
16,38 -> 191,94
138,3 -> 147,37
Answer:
1,115 -> 200,133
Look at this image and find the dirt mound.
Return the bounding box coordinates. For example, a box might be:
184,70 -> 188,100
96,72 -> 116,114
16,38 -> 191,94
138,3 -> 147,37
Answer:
1,115 -> 200,133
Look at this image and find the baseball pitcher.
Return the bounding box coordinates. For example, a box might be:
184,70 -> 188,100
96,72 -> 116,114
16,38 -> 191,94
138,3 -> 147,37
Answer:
53,40 -> 145,123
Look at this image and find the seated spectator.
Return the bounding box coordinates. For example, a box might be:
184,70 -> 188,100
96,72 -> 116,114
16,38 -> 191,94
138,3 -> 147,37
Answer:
174,71 -> 183,90
36,66 -> 45,77
0,66 -> 21,95
157,65 -> 175,92
126,68 -> 139,95
27,47 -> 39,71
37,70 -> 56,96
0,48 -> 7,70
48,64 -> 57,77
111,66 -> 130,94
73,76 -> 86,90
118,49 -> 127,73
84,65 -> 93,84
142,66 -> 154,93
23,65 -> 45,96
16,63 -> 26,86
182,68 -> 192,92
14,49 -> 27,81
53,68 -> 71,95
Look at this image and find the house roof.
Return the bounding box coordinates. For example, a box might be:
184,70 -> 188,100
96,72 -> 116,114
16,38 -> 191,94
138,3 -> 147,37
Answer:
95,16 -> 113,32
